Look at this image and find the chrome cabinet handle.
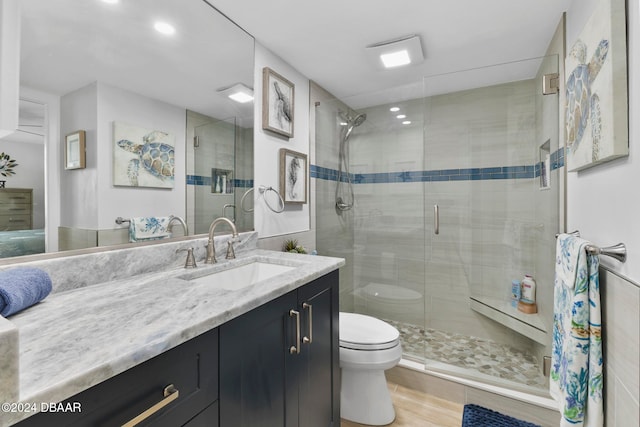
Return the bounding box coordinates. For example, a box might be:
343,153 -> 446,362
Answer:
121,384 -> 179,427
302,303 -> 313,344
289,309 -> 301,354
434,204 -> 439,235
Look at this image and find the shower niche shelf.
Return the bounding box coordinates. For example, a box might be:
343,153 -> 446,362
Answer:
469,296 -> 547,345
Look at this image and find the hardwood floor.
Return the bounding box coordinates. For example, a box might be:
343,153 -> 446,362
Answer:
341,382 -> 464,427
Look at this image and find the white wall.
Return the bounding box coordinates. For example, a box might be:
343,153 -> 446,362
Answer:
566,0 -> 639,279
0,139 -> 44,228
567,1 -> 639,425
96,82 -> 186,229
60,82 -> 186,230
253,42 -> 310,238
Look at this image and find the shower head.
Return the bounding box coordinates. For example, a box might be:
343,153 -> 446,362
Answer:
351,113 -> 367,127
339,111 -> 367,128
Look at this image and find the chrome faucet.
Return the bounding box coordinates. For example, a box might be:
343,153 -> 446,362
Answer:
205,217 -> 239,264
167,215 -> 189,236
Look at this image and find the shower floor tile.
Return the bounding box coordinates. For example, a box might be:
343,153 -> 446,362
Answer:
385,319 -> 548,391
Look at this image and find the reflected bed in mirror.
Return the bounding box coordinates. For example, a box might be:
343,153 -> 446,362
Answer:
0,0 -> 254,261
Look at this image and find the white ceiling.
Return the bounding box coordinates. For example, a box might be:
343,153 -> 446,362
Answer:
210,0 -> 572,107
19,0 -> 254,121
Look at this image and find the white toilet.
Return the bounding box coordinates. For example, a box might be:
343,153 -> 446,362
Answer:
340,312 -> 402,425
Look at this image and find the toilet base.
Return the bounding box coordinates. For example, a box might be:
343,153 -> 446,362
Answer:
341,368 -> 395,425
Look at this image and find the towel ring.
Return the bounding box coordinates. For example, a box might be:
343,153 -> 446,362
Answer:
258,185 -> 285,213
240,187 -> 254,213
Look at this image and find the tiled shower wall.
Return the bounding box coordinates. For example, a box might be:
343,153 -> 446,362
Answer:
314,78 -> 561,357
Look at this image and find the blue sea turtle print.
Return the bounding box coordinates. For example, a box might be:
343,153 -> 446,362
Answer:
565,39 -> 609,162
117,130 -> 175,186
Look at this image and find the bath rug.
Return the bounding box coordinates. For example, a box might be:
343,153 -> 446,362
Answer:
462,404 -> 540,427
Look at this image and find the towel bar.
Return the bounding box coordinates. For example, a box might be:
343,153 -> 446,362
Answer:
115,217 -> 131,225
585,243 -> 627,263
556,231 -> 627,263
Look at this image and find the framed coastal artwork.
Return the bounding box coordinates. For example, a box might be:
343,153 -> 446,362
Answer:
113,122 -> 175,188
279,149 -> 307,204
565,0 -> 628,171
262,67 -> 295,138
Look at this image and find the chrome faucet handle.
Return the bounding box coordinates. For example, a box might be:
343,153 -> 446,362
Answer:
176,247 -> 197,268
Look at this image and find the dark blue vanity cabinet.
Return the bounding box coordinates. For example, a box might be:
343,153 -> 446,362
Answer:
14,270 -> 339,427
15,328 -> 219,427
219,270 -> 340,427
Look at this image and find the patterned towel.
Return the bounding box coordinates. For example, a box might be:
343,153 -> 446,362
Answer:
128,217 -> 172,242
550,233 -> 603,426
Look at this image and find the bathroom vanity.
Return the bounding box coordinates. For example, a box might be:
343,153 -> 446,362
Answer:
0,233 -> 343,427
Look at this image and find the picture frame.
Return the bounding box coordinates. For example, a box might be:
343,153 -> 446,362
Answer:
65,130 -> 86,170
113,122 -> 175,188
565,0 -> 628,171
279,149 -> 307,204
262,67 -> 294,138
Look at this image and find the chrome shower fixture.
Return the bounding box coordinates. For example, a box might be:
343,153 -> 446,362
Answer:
335,110 -> 367,212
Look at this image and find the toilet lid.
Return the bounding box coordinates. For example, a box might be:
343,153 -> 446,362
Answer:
339,312 -> 400,350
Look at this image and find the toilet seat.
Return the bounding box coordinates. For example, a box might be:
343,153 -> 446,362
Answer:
339,312 -> 400,351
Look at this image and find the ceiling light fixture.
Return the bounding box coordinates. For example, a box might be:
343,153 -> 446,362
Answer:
389,107 -> 400,112
396,114 -> 406,119
402,121 -> 411,125
217,83 -> 254,103
154,21 -> 176,35
366,35 -> 425,70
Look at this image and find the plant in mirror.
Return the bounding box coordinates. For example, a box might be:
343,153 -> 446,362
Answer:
0,0 -> 255,263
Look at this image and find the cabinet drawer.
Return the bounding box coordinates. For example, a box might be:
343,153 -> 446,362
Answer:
17,328 -> 219,427
0,191 -> 31,204
0,204 -> 31,215
0,214 -> 31,230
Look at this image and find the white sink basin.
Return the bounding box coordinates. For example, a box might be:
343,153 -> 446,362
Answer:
183,261 -> 295,291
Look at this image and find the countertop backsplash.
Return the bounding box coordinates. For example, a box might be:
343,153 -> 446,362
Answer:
0,232 -> 258,294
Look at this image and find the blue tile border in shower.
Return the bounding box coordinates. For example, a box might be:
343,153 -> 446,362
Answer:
311,148 -> 565,184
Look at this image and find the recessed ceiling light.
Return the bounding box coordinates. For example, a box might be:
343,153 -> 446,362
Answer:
396,114 -> 406,119
340,122 -> 348,126
154,21 -> 176,35
380,50 -> 411,68
217,83 -> 254,104
389,107 -> 400,112
402,121 -> 411,125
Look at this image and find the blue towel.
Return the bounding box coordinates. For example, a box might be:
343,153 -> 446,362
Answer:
0,267 -> 52,317
128,216 -> 172,242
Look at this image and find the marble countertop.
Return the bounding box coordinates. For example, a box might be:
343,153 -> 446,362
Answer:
2,249 -> 344,426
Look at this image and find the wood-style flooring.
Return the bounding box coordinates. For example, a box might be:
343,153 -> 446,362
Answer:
341,382 -> 464,427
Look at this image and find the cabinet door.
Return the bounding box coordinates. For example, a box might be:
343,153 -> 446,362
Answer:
298,270 -> 340,427
219,290 -> 299,427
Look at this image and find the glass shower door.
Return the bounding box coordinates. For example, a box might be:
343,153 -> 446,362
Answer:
422,55 -> 560,393
193,117 -> 236,235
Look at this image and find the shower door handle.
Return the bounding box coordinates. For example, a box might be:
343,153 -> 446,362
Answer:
434,204 -> 439,235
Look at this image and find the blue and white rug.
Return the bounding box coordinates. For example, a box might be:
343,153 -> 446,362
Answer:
462,404 -> 540,427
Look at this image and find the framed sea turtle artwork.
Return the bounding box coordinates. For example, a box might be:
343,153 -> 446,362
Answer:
113,122 -> 175,188
565,0 -> 628,171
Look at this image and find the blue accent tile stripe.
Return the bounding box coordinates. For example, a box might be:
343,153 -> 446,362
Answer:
312,148 -> 565,184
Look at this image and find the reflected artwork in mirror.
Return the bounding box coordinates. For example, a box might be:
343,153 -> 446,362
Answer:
0,0 -> 255,262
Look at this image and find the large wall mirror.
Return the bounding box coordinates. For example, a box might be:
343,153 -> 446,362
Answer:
0,0 -> 254,261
